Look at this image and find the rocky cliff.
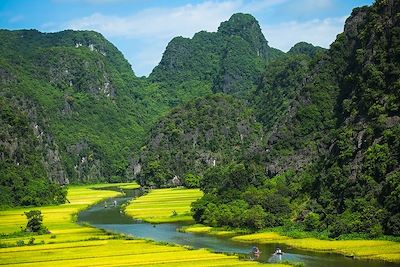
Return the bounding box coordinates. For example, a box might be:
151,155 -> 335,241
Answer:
0,29 -> 160,196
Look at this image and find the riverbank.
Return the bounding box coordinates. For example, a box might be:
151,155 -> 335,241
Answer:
131,186 -> 399,265
181,224 -> 400,263
0,183 -> 278,266
180,224 -> 248,238
125,188 -> 400,264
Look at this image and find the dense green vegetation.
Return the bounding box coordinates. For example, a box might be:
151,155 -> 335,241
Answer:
0,13 -> 283,207
253,53 -> 318,130
287,42 -> 325,58
138,14 -> 312,187
1,0 -> 399,242
138,94 -> 264,186
24,210 -> 48,234
0,97 -> 66,207
308,1 -> 400,237
150,13 -> 284,104
188,0 -> 400,238
0,29 -> 170,192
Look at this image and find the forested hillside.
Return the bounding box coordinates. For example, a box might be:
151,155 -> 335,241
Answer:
138,94 -> 264,187
189,0 -> 400,237
310,0 -> 400,236
136,14 -> 323,184
0,97 -> 66,206
0,13 -> 283,207
0,29 -> 169,206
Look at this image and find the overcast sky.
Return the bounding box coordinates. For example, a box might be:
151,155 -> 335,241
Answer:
0,0 -> 374,76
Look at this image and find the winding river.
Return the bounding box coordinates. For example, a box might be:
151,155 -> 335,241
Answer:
77,188 -> 400,267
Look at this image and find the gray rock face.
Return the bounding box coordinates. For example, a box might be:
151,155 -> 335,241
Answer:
26,100 -> 68,184
263,60 -> 335,176
42,52 -> 116,98
67,141 -> 103,182
0,96 -> 69,185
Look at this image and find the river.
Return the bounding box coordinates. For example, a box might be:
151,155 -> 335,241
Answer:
77,188 -> 400,267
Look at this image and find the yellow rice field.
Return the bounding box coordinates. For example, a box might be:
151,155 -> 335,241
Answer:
0,184 -> 286,267
125,188 -> 203,223
0,185 -> 122,241
0,239 -> 271,267
118,183 -> 141,189
233,232 -> 400,263
181,224 -> 241,237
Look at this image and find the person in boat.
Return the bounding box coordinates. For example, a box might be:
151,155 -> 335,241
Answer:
104,201 -> 107,208
113,200 -> 117,207
251,246 -> 261,257
274,247 -> 283,255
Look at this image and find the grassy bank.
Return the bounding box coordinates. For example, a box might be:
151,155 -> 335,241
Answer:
124,188 -> 203,223
180,224 -> 247,238
0,184 -> 283,267
233,232 -> 400,263
181,225 -> 400,263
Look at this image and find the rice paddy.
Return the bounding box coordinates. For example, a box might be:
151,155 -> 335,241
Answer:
232,232 -> 400,263
0,185 -> 121,240
123,188 -> 400,264
125,188 -> 203,223
0,184 -> 282,267
0,239 -> 272,267
180,224 -> 242,237
181,224 -> 400,263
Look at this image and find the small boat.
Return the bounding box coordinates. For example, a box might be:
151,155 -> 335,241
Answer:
274,248 -> 283,255
250,246 -> 261,259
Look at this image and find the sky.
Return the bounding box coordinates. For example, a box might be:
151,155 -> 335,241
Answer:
0,0 -> 374,77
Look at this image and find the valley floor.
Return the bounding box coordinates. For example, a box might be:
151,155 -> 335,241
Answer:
125,188 -> 400,264
182,225 -> 400,263
0,184 -> 281,267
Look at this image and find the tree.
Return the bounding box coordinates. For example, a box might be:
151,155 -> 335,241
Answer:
25,210 -> 48,234
243,205 -> 267,230
304,212 -> 321,231
183,173 -> 201,188
387,213 -> 400,236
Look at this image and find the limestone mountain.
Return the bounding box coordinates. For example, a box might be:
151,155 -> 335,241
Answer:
189,0 -> 400,237
138,94 -> 264,186
0,29 -> 167,206
287,42 -> 325,58
307,0 -> 400,236
0,97 -> 66,206
265,0 -> 400,186
150,13 -> 284,103
0,13 -> 285,207
138,41 -> 324,187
